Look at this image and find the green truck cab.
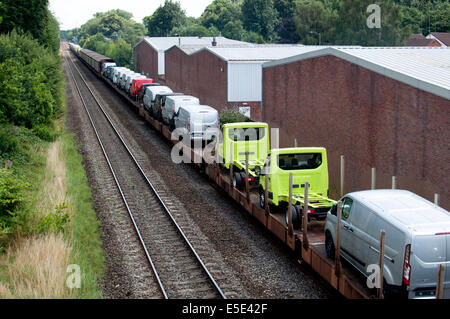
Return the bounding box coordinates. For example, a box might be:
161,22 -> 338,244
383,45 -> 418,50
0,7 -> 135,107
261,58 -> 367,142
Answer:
259,147 -> 336,228
217,122 -> 270,188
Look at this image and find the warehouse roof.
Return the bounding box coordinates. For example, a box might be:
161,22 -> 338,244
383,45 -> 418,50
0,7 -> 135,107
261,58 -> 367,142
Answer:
263,47 -> 450,100
170,44 -> 362,63
136,36 -> 250,51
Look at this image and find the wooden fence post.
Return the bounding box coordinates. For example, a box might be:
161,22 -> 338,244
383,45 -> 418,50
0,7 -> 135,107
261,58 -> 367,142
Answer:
436,264 -> 445,299
303,182 -> 309,249
335,201 -> 343,277
371,167 -> 376,190
434,194 -> 440,206
340,155 -> 345,197
229,142 -> 234,193
377,230 -> 386,299
392,176 -> 397,189
288,173 -> 294,236
245,152 -> 250,202
264,168 -> 269,216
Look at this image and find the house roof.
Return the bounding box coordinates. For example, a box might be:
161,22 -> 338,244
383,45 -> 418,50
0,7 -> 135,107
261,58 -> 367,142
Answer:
405,34 -> 436,46
263,47 -> 450,100
428,32 -> 450,46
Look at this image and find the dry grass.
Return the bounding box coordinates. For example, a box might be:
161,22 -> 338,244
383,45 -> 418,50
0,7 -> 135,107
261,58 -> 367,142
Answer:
0,234 -> 74,298
0,139 -> 75,298
34,140 -> 70,219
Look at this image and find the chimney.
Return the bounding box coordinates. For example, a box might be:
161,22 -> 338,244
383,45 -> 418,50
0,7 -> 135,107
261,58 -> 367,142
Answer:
212,37 -> 217,47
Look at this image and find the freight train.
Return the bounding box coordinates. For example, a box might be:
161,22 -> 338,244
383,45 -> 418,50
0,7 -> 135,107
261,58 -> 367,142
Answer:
68,43 -> 450,299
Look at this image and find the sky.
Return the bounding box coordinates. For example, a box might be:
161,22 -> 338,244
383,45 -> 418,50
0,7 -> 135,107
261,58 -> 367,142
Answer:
49,0 -> 214,30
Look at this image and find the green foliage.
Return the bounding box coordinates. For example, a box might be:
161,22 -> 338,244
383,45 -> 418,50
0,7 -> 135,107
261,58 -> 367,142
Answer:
36,202 -> 69,234
0,0 -> 60,53
0,168 -> 30,239
0,168 -> 27,215
200,0 -> 242,32
0,126 -> 18,158
241,0 -> 279,41
144,0 -> 187,36
105,39 -> 133,69
333,0 -> 407,46
172,23 -> 215,37
76,9 -> 145,67
0,31 -> 63,128
222,20 -> 245,40
293,0 -> 337,45
220,107 -> 252,128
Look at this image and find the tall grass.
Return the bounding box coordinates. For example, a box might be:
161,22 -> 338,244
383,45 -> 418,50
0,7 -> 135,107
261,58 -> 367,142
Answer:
0,133 -> 105,298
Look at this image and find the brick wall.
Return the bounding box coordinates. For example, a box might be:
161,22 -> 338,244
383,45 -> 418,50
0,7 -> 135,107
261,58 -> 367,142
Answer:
165,47 -> 262,120
263,55 -> 450,209
134,40 -> 159,83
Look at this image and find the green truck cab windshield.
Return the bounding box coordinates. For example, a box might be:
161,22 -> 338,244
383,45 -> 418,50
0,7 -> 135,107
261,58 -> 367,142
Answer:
217,122 -> 270,175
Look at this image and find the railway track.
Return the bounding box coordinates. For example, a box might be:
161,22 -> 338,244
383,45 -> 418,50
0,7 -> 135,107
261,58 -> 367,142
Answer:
65,53 -> 226,299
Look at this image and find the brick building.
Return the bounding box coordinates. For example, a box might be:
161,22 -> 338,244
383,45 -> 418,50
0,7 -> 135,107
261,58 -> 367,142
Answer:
164,45 -> 325,121
262,47 -> 450,209
133,36 -> 249,83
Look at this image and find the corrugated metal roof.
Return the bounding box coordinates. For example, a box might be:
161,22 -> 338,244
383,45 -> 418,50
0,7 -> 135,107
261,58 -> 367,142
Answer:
205,45 -> 362,62
263,47 -> 450,100
138,36 -> 250,52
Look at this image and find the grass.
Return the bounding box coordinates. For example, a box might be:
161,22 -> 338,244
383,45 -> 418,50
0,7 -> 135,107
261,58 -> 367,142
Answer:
0,127 -> 105,298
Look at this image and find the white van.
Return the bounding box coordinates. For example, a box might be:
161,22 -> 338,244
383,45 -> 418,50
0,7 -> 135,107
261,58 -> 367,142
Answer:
324,189 -> 450,299
143,86 -> 173,114
112,67 -> 126,84
119,70 -> 133,90
102,62 -> 116,76
174,105 -> 219,143
162,95 -> 200,127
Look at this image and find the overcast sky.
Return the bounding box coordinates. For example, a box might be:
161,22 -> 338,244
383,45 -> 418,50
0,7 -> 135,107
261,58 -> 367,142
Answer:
49,0 -> 214,30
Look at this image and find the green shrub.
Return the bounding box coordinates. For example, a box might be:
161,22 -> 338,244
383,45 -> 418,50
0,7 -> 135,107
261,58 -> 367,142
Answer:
36,202 -> 70,234
0,126 -> 18,157
0,31 -> 64,129
219,107 -> 252,128
32,124 -> 57,142
0,169 -> 29,237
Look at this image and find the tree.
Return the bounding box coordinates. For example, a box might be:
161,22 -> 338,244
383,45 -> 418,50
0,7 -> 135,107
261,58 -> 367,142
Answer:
97,12 -> 124,38
277,17 -> 300,43
293,0 -> 337,45
0,31 -> 63,128
241,0 -> 279,41
105,39 -> 133,68
200,0 -> 242,32
0,0 -> 54,50
143,0 -> 187,36
333,0 -> 408,46
222,20 -> 245,40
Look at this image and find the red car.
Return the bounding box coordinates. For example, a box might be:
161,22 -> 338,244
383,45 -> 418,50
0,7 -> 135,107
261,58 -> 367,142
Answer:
130,78 -> 154,100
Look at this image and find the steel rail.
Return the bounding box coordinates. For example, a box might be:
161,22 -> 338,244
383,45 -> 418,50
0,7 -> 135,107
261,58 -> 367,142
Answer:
66,52 -> 226,299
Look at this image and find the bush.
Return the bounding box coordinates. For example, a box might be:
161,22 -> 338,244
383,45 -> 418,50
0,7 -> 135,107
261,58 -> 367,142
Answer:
32,124 -> 58,142
0,126 -> 18,158
219,107 -> 252,128
0,31 -> 64,129
36,202 -> 70,234
0,168 -> 29,237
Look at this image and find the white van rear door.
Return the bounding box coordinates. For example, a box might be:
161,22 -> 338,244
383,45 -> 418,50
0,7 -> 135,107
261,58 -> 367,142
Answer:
410,231 -> 449,298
